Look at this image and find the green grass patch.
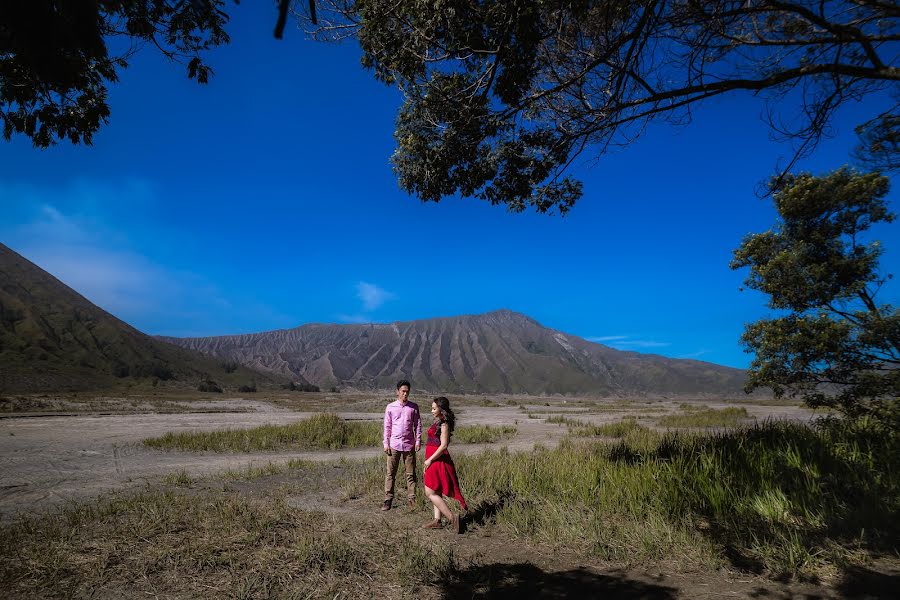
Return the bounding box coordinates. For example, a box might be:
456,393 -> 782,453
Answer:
522,408 -> 590,414
145,414 -> 518,453
163,469 -> 194,487
144,413 -> 382,452
340,417 -> 899,577
659,407 -> 752,428
454,424 -> 517,443
545,415 -> 648,438
483,418 -> 897,575
573,418 -> 645,438
545,415 -> 588,426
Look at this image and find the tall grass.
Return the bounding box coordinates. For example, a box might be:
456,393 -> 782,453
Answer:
658,406 -> 751,428
144,413 -> 382,452
454,425 -> 517,443
572,417 -> 645,438
545,415 -> 587,426
483,418 -> 896,574
144,414 -> 518,452
341,417 -> 899,576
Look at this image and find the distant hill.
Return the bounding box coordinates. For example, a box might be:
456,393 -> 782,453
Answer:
0,243 -> 284,392
162,310 -> 748,396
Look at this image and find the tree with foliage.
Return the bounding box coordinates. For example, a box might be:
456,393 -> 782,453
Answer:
307,0 -> 899,213
0,0 -> 232,147
731,168 -> 899,425
5,2 -> 898,211
854,110 -> 900,172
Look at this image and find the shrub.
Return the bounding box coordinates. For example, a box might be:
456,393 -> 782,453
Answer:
134,362 -> 174,380
283,382 -> 321,392
198,379 -> 223,393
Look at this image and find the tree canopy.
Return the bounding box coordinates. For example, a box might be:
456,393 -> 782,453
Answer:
0,0 -> 232,146
3,1 -> 898,214
309,0 -> 899,213
731,168 -> 899,425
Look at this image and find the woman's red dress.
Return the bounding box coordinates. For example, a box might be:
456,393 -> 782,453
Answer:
423,421 -> 467,510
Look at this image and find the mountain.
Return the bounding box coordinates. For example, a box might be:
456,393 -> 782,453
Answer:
162,310 -> 748,395
0,243 -> 281,392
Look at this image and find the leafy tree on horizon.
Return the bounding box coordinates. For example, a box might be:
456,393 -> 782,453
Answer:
731,167 -> 899,425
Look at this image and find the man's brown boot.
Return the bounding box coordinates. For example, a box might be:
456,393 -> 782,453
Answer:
381,499 -> 392,511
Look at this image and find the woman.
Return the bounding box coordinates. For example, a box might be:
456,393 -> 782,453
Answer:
422,396 -> 468,533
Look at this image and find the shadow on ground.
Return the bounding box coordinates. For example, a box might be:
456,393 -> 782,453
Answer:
834,562 -> 900,599
463,498 -> 507,531
439,562 -> 677,599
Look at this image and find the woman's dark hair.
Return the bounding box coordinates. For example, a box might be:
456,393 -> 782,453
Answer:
433,396 -> 456,434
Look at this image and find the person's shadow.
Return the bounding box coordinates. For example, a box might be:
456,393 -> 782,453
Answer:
461,497 -> 507,532
439,562 -> 677,599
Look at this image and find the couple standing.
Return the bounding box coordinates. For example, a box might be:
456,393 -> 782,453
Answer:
382,380 -> 467,532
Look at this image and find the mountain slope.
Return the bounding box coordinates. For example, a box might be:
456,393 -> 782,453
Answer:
163,310 -> 748,395
0,243 -> 281,392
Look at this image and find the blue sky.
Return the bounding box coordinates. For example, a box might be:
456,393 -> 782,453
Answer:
2,6 -> 897,369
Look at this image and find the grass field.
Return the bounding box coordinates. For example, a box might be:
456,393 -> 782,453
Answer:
3,402 -> 897,598
0,484 -> 458,598
338,416 -> 899,576
143,414 -> 518,452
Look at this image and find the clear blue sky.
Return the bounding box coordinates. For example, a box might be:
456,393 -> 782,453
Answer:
2,6 -> 897,369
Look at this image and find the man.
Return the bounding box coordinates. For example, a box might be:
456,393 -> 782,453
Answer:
382,379 -> 421,511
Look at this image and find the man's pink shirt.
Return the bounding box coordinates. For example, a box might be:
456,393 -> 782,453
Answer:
383,399 -> 422,451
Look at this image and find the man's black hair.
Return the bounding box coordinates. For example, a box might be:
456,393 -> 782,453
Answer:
396,380 -> 411,390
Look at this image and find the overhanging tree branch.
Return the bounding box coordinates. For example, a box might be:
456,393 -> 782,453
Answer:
306,0 -> 900,213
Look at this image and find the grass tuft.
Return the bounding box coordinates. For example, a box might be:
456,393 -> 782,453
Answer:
658,406 -> 752,428
144,413 -> 382,452
572,417 -> 645,438
145,414 -> 517,452
454,425 -> 517,443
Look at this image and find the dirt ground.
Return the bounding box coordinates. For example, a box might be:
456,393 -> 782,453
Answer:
5,393 -> 889,599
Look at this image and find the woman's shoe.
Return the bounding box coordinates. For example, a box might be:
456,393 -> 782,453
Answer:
421,519 -> 442,529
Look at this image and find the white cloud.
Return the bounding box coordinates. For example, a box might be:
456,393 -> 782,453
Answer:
3,196 -> 243,334
617,340 -> 671,348
18,238 -> 235,332
356,281 -> 394,311
587,335 -> 671,349
586,335 -> 628,342
336,313 -> 372,324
